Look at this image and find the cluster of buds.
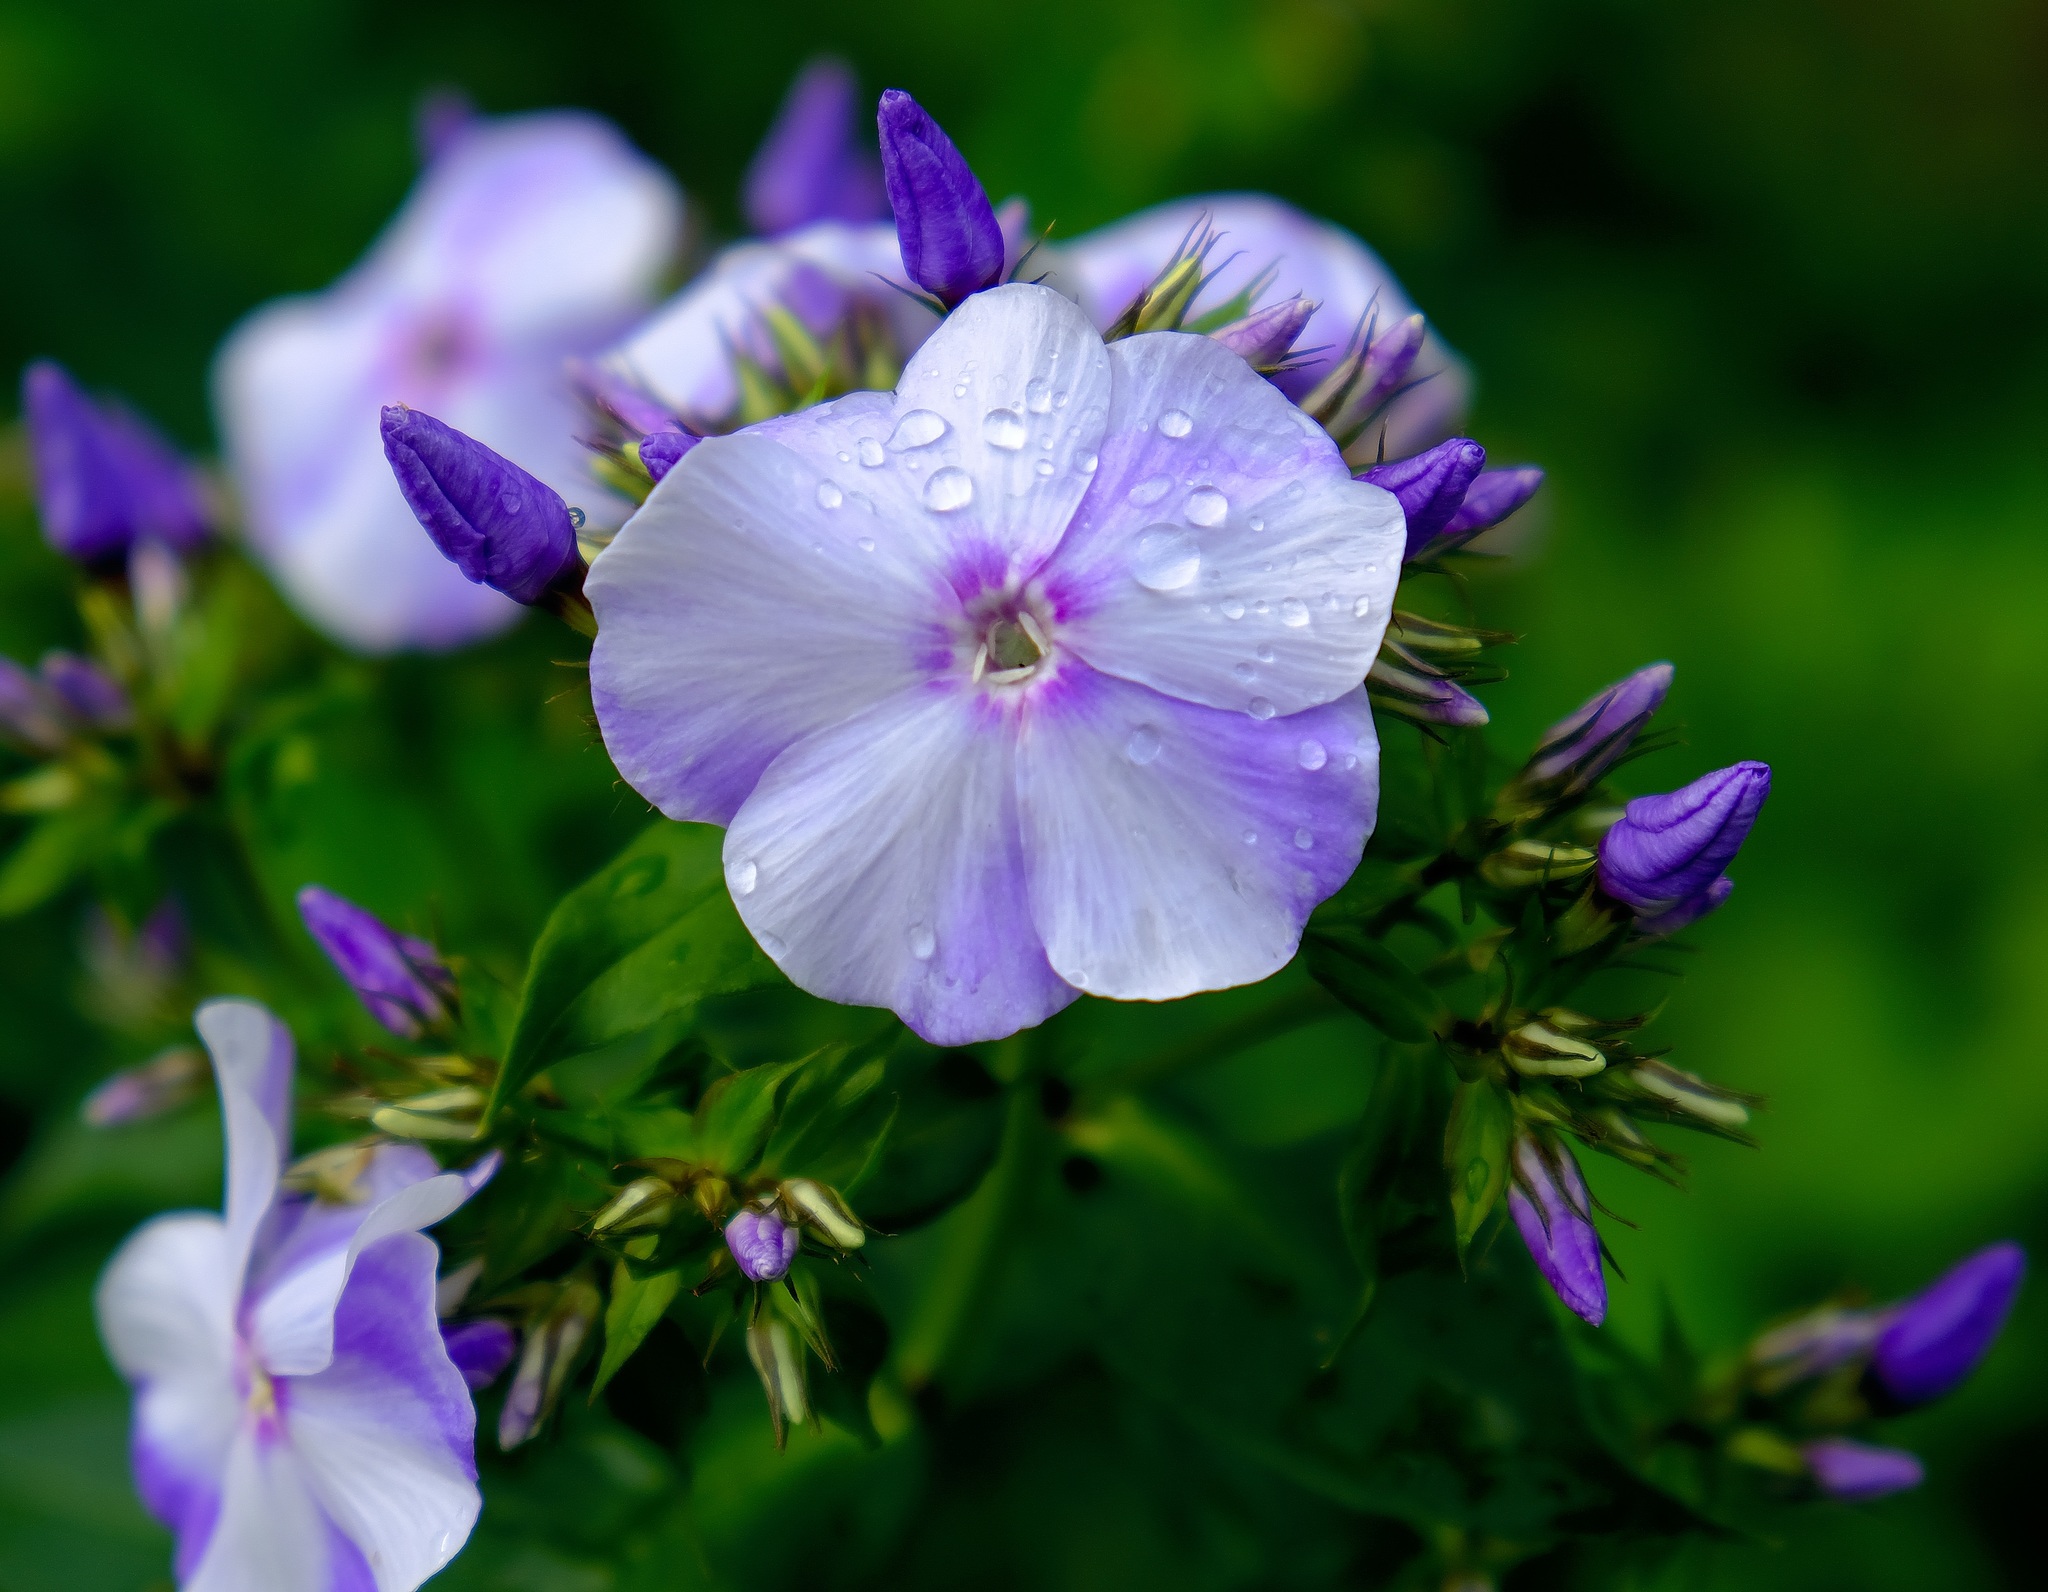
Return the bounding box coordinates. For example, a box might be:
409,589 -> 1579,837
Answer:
1362,435 -> 1544,564
1366,610 -> 1510,730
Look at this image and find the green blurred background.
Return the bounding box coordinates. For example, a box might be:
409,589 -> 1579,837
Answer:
0,0 -> 2042,1586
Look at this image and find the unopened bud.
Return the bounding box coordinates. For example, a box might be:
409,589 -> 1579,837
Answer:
1597,761 -> 1770,920
743,57 -> 887,237
1479,839 -> 1597,890
1508,1132 -> 1605,1325
1616,1058 -> 1752,1129
1208,295 -> 1317,373
370,1086 -> 485,1141
1503,1021 -> 1606,1079
877,89 -> 1005,306
1748,1305 -> 1886,1393
726,1206 -> 801,1281
781,1177 -> 865,1249
637,427 -> 701,485
81,1045 -> 209,1127
591,1175 -> 676,1235
1870,1241 -> 2026,1409
1305,312 -> 1426,450
1801,1437 -> 1924,1500
746,1315 -> 810,1448
498,1279 -> 600,1449
297,885 -> 454,1038
1524,664 -> 1674,798
1361,437 -> 1487,561
1366,655 -> 1489,726
1417,465 -> 1544,559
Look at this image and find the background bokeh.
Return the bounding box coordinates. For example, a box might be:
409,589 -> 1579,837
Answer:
0,0 -> 2042,1586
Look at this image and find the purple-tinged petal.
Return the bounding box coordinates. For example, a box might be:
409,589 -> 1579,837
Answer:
380,406 -> 581,604
251,1143 -> 443,1300
82,1044 -> 210,1128
1360,438 -> 1486,560
1871,1242 -> 2026,1408
1750,1304 -> 1888,1385
1435,465 -> 1543,543
193,999 -> 294,1294
296,886 -> 452,1038
39,650 -> 132,729
1018,668 -> 1379,1001
1056,195 -> 1470,454
1598,761 -> 1771,915
413,87 -> 477,165
186,1427 -> 334,1592
1041,328 -> 1402,719
1529,663 -> 1673,789
877,89 -> 1005,305
1802,1437 -> 1925,1501
722,681 -> 1075,1046
283,1232 -> 480,1590
1633,875 -> 1733,938
725,1208 -> 802,1281
0,656 -> 70,752
20,361 -> 201,562
637,427 -> 699,483
1507,1133 -> 1606,1325
440,1320 -> 517,1390
100,404 -> 211,553
95,1214 -> 240,1572
745,58 -> 887,236
1208,295 -> 1317,371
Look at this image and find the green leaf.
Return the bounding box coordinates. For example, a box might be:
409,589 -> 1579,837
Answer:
491,822 -> 778,1116
1303,926 -> 1441,1042
756,1045 -> 898,1190
1444,1078 -> 1513,1257
591,1260 -> 682,1398
0,801 -> 118,917
691,1058 -> 802,1176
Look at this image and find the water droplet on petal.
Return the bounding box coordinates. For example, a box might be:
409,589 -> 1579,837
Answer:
1352,595 -> 1372,619
1280,597 -> 1310,628
816,481 -> 844,509
924,467 -> 975,512
858,437 -> 885,467
909,923 -> 936,961
1233,662 -> 1256,683
1185,487 -> 1228,527
1159,409 -> 1193,438
1286,481 -> 1304,499
857,536 -> 876,553
1241,828 -> 1259,845
731,857 -> 758,894
983,408 -> 1028,450
1077,452 -> 1099,474
1026,377 -> 1052,413
1221,598 -> 1245,620
1248,697 -> 1277,721
1132,525 -> 1200,591
1342,753 -> 1359,770
836,450 -> 850,463
1294,827 -> 1314,850
1248,516 -> 1265,533
1298,739 -> 1328,771
953,383 -> 969,398
759,931 -> 786,958
1125,726 -> 1162,765
1256,644 -> 1275,663
1034,459 -> 1055,476
890,409 -> 949,449
1128,475 -> 1173,507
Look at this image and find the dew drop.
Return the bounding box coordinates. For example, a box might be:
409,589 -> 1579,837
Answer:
1220,598 -> 1245,620
858,437 -> 885,467
1294,827 -> 1315,850
1256,644 -> 1275,663
857,536 -> 876,553
731,857 -> 758,895
1285,481 -> 1304,499
1124,725 -> 1162,765
983,408 -> 1028,450
1253,599 -> 1270,615
1241,828 -> 1259,845
1248,515 -> 1265,533
836,450 -> 851,463
1077,452 -> 1099,474
1025,377 -> 1053,413
909,923 -> 936,961
1352,595 -> 1372,619
1248,697 -> 1277,721
1280,597 -> 1310,628
1159,408 -> 1193,438
1054,390 -> 1070,408
953,383 -> 969,398
1298,739 -> 1328,771
815,481 -> 844,509
1132,525 -> 1200,591
924,467 -> 975,512
1233,662 -> 1256,683
890,409 -> 948,449
758,931 -> 787,958
1035,458 -> 1055,476
1185,487 -> 1228,527
1342,753 -> 1359,770
1128,475 -> 1173,507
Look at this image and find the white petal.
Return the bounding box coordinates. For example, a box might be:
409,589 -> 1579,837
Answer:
588,404 -> 958,826
1041,330 -> 1403,718
254,1157 -> 495,1379
723,682 -> 1076,1046
1018,667 -> 1380,1000
186,1428 -> 332,1592
194,999 -> 294,1295
285,1234 -> 480,1592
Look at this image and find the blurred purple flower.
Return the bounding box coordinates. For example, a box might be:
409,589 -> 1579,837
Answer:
22,361 -> 209,562
1802,1437 -> 1925,1501
39,650 -> 131,730
1529,663 -> 1673,793
81,1045 -> 210,1128
0,657 -> 69,753
745,58 -> 887,237
297,885 -> 454,1037
1870,1241 -> 2026,1408
441,1319 -> 519,1391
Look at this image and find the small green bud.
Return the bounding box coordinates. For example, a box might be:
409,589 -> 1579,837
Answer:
1609,1058 -> 1754,1130
1503,1020 -> 1606,1079
780,1177 -> 865,1249
591,1175 -> 676,1235
498,1278 -> 600,1449
746,1315 -> 810,1449
369,1084 -> 486,1141
1480,840 -> 1597,890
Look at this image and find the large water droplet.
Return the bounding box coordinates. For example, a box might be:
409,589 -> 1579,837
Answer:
1241,828 -> 1259,845
758,931 -> 787,958
1128,475 -> 1173,507
1034,458 -> 1055,476
1185,487 -> 1228,527
857,536 -> 876,553
1280,597 -> 1310,628
1256,644 -> 1275,663
909,923 -> 936,961
924,467 -> 975,512
1298,739 -> 1328,771
1352,595 -> 1372,619
1220,598 -> 1245,620
815,481 -> 844,509
1248,697 -> 1277,721
1294,827 -> 1315,850
983,408 -> 1028,450
731,857 -> 759,895
858,437 -> 885,467
890,409 -> 948,449
1132,525 -> 1200,591
1025,377 -> 1053,413
1125,725 -> 1162,765
1159,409 -> 1193,438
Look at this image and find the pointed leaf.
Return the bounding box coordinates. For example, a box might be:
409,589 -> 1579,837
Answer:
1444,1078 -> 1512,1256
592,1261 -> 683,1398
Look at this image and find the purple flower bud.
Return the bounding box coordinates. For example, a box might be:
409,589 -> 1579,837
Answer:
876,89 -> 1005,306
1598,761 -> 1771,916
0,657 -> 69,753
725,1207 -> 800,1282
39,651 -> 131,730
296,885 -> 453,1038
379,405 -> 581,605
1749,1304 -> 1888,1388
1437,466 -> 1543,542
1870,1242 -> 2026,1408
81,1044 -> 209,1128
1801,1437 -> 1925,1501
1208,295 -> 1318,372
441,1319 -> 518,1390
638,428 -> 701,485
1366,656 -> 1490,727
1633,875 -> 1734,938
745,58 -> 887,237
22,361 -> 209,563
1529,663 -> 1674,790
1507,1133 -> 1606,1325
1362,438 -> 1488,560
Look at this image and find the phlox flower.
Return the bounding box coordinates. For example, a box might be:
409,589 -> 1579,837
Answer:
214,111 -> 681,652
96,999 -> 495,1590
588,283 -> 1403,1045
